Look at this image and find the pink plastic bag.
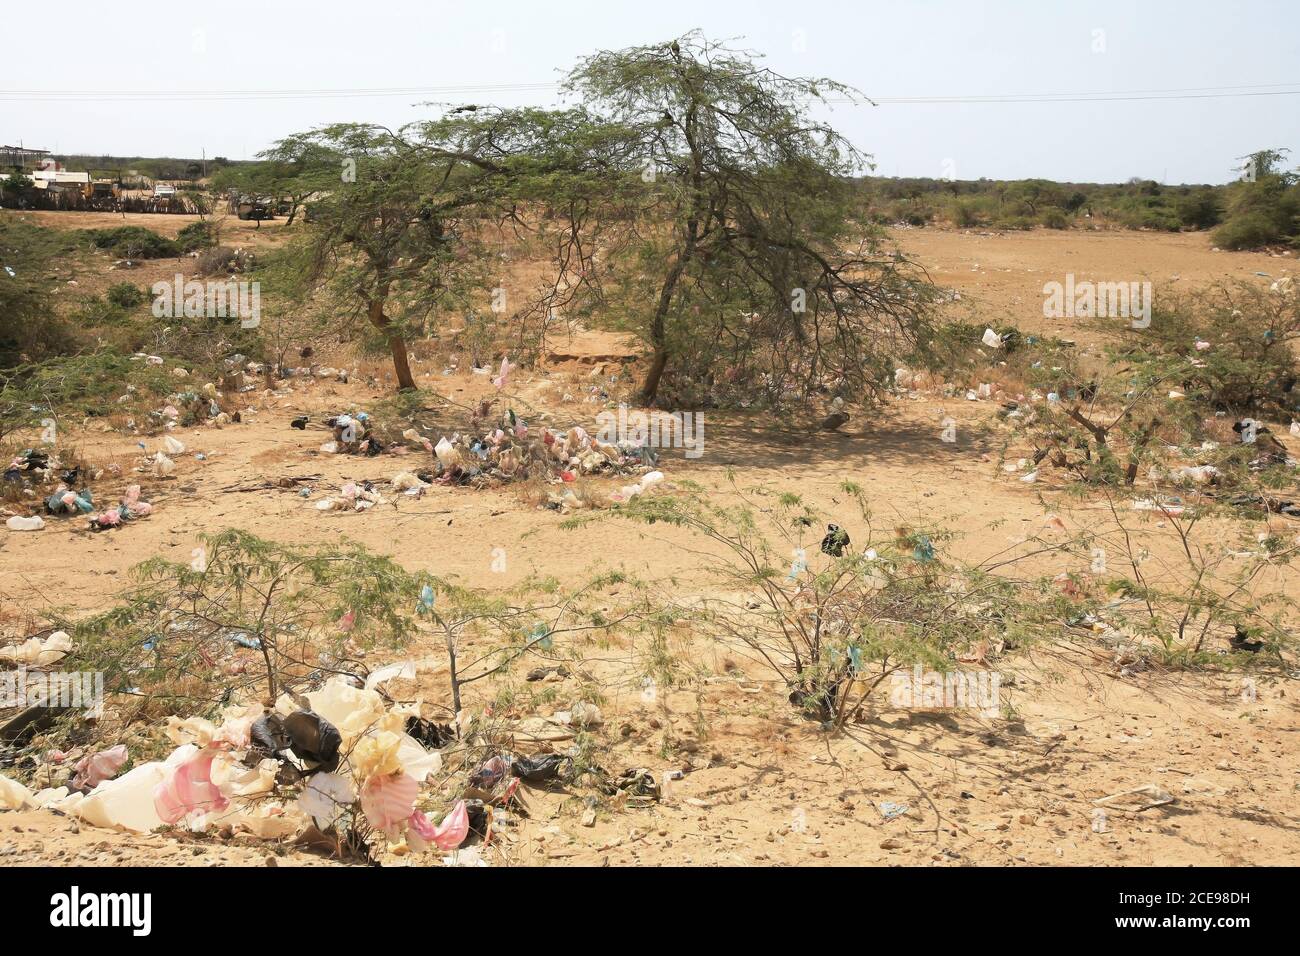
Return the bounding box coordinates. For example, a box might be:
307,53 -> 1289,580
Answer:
360,772 -> 418,833
72,744 -> 129,790
153,751 -> 228,823
430,799 -> 469,850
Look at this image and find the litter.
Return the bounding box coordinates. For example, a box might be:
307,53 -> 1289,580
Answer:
1132,498 -> 1185,516
316,481 -> 384,513
71,745 -> 129,791
602,768 -> 660,804
1166,465 -> 1219,485
1093,785 -> 1176,812
250,711 -> 342,774
5,515 -> 45,531
365,660 -> 418,690
557,701 -> 603,728
89,485 -> 153,531
296,772 -> 356,829
360,771 -> 418,833
427,799 -> 470,850
879,801 -> 909,820
820,523 -> 850,556
45,486 -> 94,515
0,773 -> 36,810
511,753 -> 572,784
0,630 -> 72,666
153,749 -> 229,823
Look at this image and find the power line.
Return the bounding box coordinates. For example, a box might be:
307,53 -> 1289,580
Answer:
3,81 -> 1300,104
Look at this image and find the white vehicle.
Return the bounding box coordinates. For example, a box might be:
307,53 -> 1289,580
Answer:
152,183 -> 176,198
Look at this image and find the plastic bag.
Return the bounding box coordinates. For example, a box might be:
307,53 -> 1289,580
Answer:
72,744 -> 129,791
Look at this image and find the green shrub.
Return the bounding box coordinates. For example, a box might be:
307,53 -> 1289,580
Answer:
0,351 -> 174,440
196,245 -> 239,275
950,199 -> 979,227
68,294 -> 129,327
1039,208 -> 1071,229
1213,174 -> 1300,250
1116,203 -> 1181,232
80,226 -> 180,259
1176,189 -> 1222,230
176,220 -> 216,253
105,282 -> 147,309
1134,280 -> 1300,413
0,216 -> 80,363
1214,212 -> 1287,250
994,215 -> 1035,231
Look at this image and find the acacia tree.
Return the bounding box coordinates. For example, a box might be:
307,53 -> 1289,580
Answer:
563,32 -> 936,406
283,109 -> 621,391
210,140 -> 337,226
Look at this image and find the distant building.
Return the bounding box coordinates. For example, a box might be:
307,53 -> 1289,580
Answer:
31,169 -> 91,191
0,145 -> 52,170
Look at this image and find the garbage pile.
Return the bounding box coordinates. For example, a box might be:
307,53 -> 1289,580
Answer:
425,412 -> 660,490
159,384 -> 237,429
116,364 -> 240,431
3,450 -> 154,533
0,674 -> 486,858
315,481 -> 386,513
87,484 -> 154,532
315,412 -> 383,456
305,405 -> 666,504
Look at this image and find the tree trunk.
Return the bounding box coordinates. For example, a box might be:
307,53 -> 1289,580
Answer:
368,298 -> 417,390
637,237 -> 693,404
639,85 -> 704,406
639,349 -> 670,406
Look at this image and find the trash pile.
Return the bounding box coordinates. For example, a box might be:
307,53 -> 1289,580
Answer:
0,629 -> 72,666
0,674 -> 483,858
303,404 -> 666,505
117,364 -> 241,431
425,413 -> 660,490
1,628 -> 678,862
155,385 -> 236,429
3,450 -> 154,533
316,412 -> 382,456
315,481 -> 386,513
87,484 -> 154,532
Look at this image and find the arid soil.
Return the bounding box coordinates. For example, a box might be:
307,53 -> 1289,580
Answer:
2,215 -> 1297,866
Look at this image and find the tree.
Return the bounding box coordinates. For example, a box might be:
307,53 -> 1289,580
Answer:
1003,179 -> 1065,216
563,32 -> 935,406
282,109 -> 620,391
211,140 -> 338,226
1214,148 -> 1300,250
1176,188 -> 1222,230
0,172 -> 33,209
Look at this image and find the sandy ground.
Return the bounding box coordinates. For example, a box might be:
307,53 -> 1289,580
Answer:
2,214 -> 1297,866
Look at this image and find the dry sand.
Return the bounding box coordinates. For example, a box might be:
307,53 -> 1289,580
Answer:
2,215 -> 1296,866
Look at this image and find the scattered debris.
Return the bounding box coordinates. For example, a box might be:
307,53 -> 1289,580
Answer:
1093,785 -> 1176,812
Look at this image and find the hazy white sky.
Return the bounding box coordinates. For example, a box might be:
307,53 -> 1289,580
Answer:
4,0 -> 1298,184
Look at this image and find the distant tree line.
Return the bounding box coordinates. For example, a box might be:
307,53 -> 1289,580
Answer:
862,148 -> 1299,250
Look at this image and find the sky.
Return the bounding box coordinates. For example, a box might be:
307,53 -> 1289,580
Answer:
4,0 -> 1298,184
